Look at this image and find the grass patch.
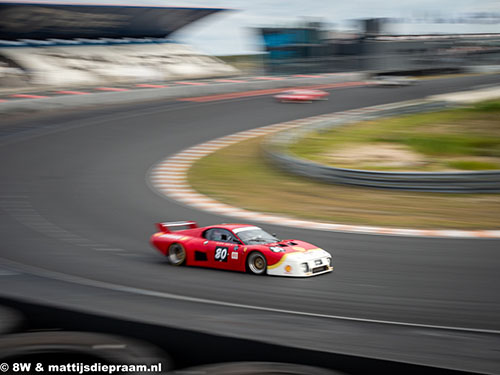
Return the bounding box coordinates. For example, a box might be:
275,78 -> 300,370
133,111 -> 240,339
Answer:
387,134 -> 500,156
188,136 -> 500,230
289,100 -> 500,170
468,100 -> 500,112
446,160 -> 500,170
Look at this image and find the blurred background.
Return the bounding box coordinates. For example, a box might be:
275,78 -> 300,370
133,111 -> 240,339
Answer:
1,0 -> 500,87
1,1 -> 500,375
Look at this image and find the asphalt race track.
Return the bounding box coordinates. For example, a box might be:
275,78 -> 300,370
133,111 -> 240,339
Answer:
1,74 -> 500,374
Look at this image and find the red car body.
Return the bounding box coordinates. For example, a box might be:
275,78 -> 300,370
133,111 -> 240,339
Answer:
274,89 -> 329,102
150,221 -> 333,277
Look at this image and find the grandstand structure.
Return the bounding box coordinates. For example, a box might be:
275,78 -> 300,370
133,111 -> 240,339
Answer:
0,2 -> 237,87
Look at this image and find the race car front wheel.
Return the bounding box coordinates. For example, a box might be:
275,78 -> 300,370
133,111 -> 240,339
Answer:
246,252 -> 267,275
167,243 -> 186,266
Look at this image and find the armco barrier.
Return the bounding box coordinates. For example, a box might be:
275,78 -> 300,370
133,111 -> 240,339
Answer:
263,101 -> 500,193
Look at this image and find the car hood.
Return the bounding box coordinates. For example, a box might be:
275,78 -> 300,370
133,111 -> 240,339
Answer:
266,239 -> 325,253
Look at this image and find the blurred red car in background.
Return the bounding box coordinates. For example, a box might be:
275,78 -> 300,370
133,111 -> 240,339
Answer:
274,89 -> 329,102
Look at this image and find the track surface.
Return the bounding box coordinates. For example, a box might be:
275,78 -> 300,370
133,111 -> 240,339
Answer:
1,75 -> 500,373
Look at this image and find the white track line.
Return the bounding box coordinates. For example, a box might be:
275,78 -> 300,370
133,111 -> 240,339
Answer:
2,257 -> 498,335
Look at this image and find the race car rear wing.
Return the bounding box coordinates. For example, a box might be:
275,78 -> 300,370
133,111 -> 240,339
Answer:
156,221 -> 198,233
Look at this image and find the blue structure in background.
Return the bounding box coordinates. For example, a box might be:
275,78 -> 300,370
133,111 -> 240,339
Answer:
261,27 -> 321,60
259,20 -> 500,74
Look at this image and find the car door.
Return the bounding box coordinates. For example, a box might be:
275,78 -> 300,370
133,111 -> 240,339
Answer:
204,228 -> 243,271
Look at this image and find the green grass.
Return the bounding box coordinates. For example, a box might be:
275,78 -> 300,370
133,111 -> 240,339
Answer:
468,100 -> 500,112
446,160 -> 500,170
188,137 -> 500,229
289,100 -> 500,170
379,134 -> 500,157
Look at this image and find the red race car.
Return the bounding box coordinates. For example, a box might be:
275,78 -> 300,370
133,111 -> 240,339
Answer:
274,89 -> 329,103
151,221 -> 333,277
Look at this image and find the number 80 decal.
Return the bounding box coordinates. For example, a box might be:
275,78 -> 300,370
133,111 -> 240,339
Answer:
215,246 -> 228,262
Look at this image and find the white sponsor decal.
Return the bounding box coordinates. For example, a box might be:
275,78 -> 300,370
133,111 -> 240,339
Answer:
231,252 -> 238,260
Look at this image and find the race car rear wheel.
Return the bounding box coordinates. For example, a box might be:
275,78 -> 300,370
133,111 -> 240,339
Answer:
167,243 -> 186,266
246,252 -> 267,275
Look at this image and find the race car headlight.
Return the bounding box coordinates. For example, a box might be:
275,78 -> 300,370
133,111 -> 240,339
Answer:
327,257 -> 332,266
301,263 -> 309,272
269,246 -> 285,253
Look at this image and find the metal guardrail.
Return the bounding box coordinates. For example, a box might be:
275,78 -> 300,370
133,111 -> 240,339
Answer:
263,101 -> 500,193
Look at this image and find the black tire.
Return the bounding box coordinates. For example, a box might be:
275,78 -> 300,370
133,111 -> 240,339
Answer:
167,243 -> 186,266
246,252 -> 267,275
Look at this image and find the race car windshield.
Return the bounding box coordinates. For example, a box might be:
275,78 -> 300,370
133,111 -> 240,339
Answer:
237,228 -> 279,245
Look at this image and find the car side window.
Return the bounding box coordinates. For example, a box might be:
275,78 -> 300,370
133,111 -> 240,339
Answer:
205,228 -> 240,244
204,229 -> 214,240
